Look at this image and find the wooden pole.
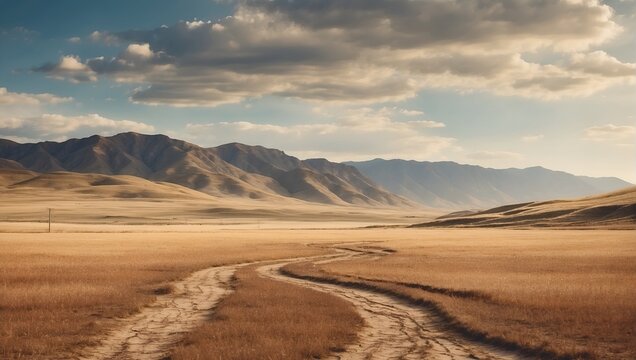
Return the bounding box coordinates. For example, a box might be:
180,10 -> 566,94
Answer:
48,208 -> 51,233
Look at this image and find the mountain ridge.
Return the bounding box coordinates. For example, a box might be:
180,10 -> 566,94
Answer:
0,132 -> 411,208
345,158 -> 631,209
0,132 -> 631,210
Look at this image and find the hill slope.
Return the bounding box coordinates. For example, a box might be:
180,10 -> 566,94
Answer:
347,159 -> 631,209
1,169 -> 214,200
0,133 -> 410,207
412,187 -> 636,228
0,168 -> 429,227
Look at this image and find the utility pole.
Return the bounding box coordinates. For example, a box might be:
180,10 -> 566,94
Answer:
48,208 -> 52,233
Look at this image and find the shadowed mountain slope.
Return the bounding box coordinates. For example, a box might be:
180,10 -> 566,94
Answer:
411,187 -> 636,228
214,143 -> 408,206
347,159 -> 631,209
0,133 -> 410,207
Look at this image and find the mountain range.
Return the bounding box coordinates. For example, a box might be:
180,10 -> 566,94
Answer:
0,132 -> 631,210
347,159 -> 631,209
0,133 -> 410,207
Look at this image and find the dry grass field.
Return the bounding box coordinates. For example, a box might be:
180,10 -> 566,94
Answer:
1,228 -> 634,359
0,231 -> 327,359
172,266 -> 362,360
286,229 -> 636,359
0,170 -> 431,230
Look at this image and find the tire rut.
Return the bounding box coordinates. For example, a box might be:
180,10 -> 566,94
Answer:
257,252 -> 528,360
78,265 -> 237,360
79,248 -> 526,360
76,254 -> 335,360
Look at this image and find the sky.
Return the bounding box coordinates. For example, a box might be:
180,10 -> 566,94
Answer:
0,0 -> 634,182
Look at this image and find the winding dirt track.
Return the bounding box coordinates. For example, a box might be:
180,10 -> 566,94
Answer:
76,254 -> 340,360
258,251 -> 525,360
78,264 -> 237,360
79,248 -> 525,360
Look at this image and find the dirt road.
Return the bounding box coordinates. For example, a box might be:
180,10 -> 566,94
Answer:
78,264 -> 237,360
76,253 -> 340,360
258,254 -> 525,360
79,248 -> 525,360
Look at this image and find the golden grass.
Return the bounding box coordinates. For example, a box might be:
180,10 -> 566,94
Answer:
171,266 -> 363,360
0,232 -> 326,359
0,183 -> 429,230
286,229 -> 636,359
2,228 -> 634,359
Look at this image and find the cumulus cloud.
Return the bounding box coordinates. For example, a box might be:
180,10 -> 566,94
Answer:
0,113 -> 155,142
0,87 -> 72,105
584,123 -> 636,142
184,107 -> 454,160
125,43 -> 154,59
33,0 -> 634,106
34,56 -> 97,83
0,87 -> 151,142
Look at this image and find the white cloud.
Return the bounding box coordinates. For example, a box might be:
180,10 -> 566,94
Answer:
0,87 -> 152,142
34,55 -> 97,83
336,107 -> 445,132
569,51 -> 636,77
0,87 -> 72,105
522,134 -> 545,143
38,114 -> 154,134
185,107 -> 454,160
67,37 -> 81,44
584,123 -> 636,141
0,113 -> 155,142
32,0 -> 634,106
124,43 -> 154,59
89,30 -> 119,45
0,117 -> 24,129
399,109 -> 424,116
58,56 -> 88,71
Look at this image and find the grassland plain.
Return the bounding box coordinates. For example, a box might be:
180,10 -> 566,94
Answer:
0,231 -> 329,359
284,229 -> 636,359
1,228 -> 634,359
171,265 -> 363,360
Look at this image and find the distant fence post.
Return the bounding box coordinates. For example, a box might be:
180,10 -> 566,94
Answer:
48,208 -> 52,233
